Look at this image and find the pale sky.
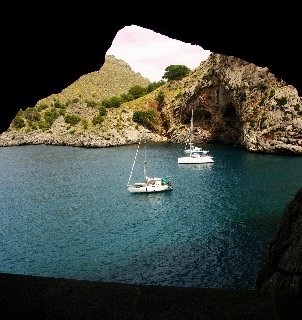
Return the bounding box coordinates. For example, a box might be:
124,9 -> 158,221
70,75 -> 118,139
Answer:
106,25 -> 211,82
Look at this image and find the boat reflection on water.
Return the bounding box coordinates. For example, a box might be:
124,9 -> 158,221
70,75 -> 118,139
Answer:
128,189 -> 173,206
147,193 -> 168,206
178,163 -> 214,171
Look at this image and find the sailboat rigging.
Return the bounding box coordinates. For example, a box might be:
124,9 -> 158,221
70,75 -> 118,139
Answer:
178,109 -> 214,164
127,131 -> 173,193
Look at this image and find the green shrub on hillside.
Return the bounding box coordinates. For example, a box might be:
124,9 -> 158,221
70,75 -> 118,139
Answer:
64,114 -> 81,126
99,80 -> 165,109
58,108 -> 66,116
128,85 -> 145,99
12,116 -> 25,128
36,104 -> 48,111
44,109 -> 60,124
120,93 -> 134,102
38,121 -> 51,131
275,97 -> 287,106
101,96 -> 123,108
65,98 -> 79,107
133,110 -> 156,129
29,122 -> 38,130
145,80 -> 165,93
52,99 -> 64,109
156,91 -> 165,107
24,107 -> 41,121
16,109 -> 24,117
92,115 -> 104,125
86,100 -> 98,108
81,119 -> 88,129
98,105 -> 107,116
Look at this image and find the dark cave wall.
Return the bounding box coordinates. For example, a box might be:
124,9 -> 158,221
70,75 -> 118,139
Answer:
2,5 -> 301,134
256,188 -> 302,294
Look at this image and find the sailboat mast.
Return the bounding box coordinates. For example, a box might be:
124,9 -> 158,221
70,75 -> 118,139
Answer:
189,109 -> 194,156
127,135 -> 142,185
143,131 -> 147,182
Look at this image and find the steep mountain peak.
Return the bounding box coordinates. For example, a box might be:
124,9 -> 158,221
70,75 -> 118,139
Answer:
104,54 -> 134,71
36,55 -> 150,106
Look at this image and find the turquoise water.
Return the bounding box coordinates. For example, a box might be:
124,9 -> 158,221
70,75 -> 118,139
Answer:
0,144 -> 301,289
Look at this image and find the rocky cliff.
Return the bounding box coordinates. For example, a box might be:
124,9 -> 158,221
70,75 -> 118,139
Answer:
165,54 -> 302,154
256,188 -> 302,294
1,53 -> 301,154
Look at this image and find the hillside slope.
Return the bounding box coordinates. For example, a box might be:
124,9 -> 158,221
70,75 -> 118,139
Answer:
38,54 -> 150,105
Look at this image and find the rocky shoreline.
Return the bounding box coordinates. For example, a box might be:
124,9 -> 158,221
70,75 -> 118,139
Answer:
0,127 -> 168,148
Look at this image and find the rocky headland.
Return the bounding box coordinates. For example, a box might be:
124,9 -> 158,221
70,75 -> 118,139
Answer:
0,54 -> 301,154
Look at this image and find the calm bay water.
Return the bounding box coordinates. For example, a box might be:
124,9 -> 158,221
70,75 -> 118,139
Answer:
0,144 -> 301,289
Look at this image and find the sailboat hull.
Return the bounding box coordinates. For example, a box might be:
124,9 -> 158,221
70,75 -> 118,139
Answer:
178,155 -> 214,164
127,183 -> 173,193
127,177 -> 172,193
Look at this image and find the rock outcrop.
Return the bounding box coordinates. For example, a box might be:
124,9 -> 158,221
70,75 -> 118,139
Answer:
167,54 -> 302,154
256,188 -> 302,294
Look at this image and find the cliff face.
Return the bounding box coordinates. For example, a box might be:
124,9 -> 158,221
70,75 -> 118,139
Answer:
167,54 -> 302,154
256,188 -> 302,294
0,53 -> 301,154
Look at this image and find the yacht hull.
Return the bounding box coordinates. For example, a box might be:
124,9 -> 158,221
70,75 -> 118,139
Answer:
127,183 -> 173,193
178,155 -> 214,164
127,177 -> 172,193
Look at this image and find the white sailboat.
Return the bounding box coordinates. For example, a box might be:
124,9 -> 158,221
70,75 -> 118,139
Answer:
178,110 -> 214,164
127,131 -> 173,193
